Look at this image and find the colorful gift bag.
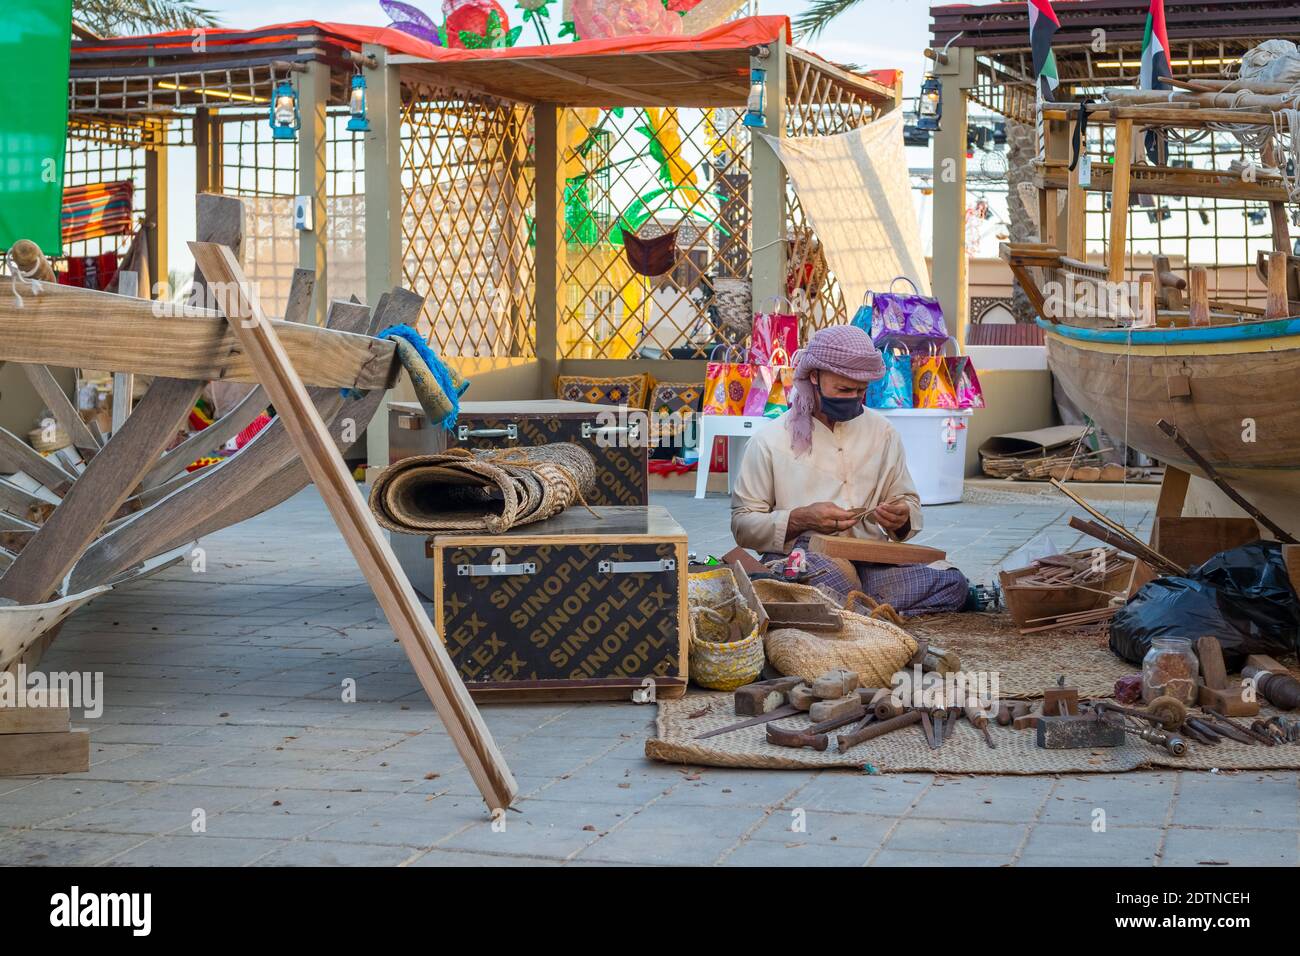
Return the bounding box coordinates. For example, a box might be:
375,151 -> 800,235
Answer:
750,302 -> 800,365
913,346 -> 960,409
869,276 -> 949,345
850,294 -> 872,334
742,346 -> 792,417
945,356 -> 986,409
866,346 -> 912,409
702,344 -> 754,416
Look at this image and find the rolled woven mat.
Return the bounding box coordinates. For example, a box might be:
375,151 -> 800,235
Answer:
648,693 -> 1300,774
368,442 -> 596,534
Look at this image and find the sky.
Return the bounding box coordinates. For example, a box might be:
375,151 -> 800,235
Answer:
165,0 -> 940,275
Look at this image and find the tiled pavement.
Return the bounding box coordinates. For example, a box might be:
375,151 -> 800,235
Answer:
2,485 -> 1297,867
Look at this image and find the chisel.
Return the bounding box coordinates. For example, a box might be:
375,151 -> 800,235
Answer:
694,703 -> 801,740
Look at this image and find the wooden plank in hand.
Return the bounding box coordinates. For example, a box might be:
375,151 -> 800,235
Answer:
189,241 -> 516,813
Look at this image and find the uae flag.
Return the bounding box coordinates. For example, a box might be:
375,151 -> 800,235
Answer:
1139,0 -> 1171,90
1028,0 -> 1061,102
1140,0 -> 1171,162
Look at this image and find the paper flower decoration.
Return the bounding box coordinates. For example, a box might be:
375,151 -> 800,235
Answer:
571,0 -> 683,39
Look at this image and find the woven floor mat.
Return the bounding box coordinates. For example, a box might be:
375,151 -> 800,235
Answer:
647,693 -> 1300,774
908,611 -> 1130,699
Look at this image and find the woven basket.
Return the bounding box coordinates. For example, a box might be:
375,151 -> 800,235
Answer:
712,277 -> 753,338
687,568 -> 765,691
753,579 -> 918,686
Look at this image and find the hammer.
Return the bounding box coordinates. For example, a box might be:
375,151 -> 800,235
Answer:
766,703 -> 866,751
836,709 -> 923,752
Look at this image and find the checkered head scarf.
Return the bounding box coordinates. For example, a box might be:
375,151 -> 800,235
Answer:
787,324 -> 884,457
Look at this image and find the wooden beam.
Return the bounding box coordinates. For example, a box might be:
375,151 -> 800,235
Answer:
139,271 -> 327,490
1065,147 -> 1086,260
1108,119 -> 1133,285
20,364 -> 101,457
189,240 -> 516,813
515,59 -> 645,103
1266,250 -> 1289,319
1188,267 -> 1210,325
0,428 -> 74,494
0,283 -> 398,389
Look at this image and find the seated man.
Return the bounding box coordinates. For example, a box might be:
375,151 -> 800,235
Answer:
731,324 -> 969,616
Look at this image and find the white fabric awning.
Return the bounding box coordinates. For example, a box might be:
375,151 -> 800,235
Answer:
761,110 -> 930,309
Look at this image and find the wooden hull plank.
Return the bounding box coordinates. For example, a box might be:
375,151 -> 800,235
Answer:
0,428 -> 74,495
20,364 -> 102,457
0,378 -> 203,605
0,282 -> 399,390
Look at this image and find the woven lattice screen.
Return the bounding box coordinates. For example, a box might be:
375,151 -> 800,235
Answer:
400,85 -> 535,358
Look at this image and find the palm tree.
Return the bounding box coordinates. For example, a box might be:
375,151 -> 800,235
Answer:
74,0 -> 219,35
792,0 -> 860,40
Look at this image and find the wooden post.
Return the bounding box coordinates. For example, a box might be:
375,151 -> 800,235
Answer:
1266,249 -> 1289,319
1188,266 -> 1209,325
750,36 -> 787,314
1269,200 -> 1291,253
1136,272 -> 1156,327
534,103 -> 562,392
298,60 -> 330,327
1107,119 -> 1133,285
931,46 -> 975,347
189,241 -> 518,813
363,44 -> 403,472
144,119 -> 169,299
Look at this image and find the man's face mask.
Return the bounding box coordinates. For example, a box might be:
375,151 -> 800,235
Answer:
814,375 -> 865,423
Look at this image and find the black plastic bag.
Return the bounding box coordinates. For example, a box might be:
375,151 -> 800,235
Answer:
1108,541 -> 1300,669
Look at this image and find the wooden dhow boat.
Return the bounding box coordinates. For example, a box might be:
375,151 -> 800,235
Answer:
1003,80 -> 1300,540
0,195 -> 407,672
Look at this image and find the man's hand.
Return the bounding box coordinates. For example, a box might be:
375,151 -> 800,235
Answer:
789,501 -> 863,539
874,500 -> 911,535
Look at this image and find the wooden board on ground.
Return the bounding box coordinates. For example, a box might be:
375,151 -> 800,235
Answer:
0,689 -> 72,735
0,730 -> 89,775
189,240 -> 517,814
808,533 -> 945,565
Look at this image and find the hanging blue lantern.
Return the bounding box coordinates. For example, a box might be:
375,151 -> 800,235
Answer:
347,73 -> 370,133
742,67 -> 767,129
269,79 -> 300,141
917,73 -> 942,132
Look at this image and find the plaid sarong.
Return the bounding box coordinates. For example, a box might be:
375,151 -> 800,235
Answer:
762,536 -> 968,616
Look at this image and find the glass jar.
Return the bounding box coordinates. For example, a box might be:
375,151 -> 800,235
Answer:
1141,637 -> 1199,705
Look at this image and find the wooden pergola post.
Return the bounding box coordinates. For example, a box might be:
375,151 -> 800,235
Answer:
1107,118 -> 1133,285
298,60 -> 330,327
363,44 -> 403,471
534,103 -> 563,391
930,45 -> 975,347
750,36 -> 787,312
144,118 -> 168,299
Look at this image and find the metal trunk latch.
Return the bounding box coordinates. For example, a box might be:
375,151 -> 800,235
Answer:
457,424 -> 518,441
457,562 -> 537,577
598,558 -> 676,574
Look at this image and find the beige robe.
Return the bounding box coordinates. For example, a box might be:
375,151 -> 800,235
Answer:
730,409 -> 923,554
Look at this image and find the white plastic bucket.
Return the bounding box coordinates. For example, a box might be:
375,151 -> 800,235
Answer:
877,408 -> 972,505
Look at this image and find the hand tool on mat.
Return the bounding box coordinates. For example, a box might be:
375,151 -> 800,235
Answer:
1205,708 -> 1275,745
810,694 -> 864,723
1093,696 -> 1186,732
1196,637 -> 1260,716
695,704 -> 801,740
920,710 -> 940,750
1253,719 -> 1288,745
734,677 -> 804,716
1036,711 -> 1126,749
1179,720 -> 1217,746
1184,717 -> 1222,744
837,709 -> 923,752
766,702 -> 867,751
1242,657 -> 1300,712
965,704 -> 996,749
1195,712 -> 1256,745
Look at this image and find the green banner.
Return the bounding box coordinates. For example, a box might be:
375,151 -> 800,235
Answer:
0,1 -> 71,256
